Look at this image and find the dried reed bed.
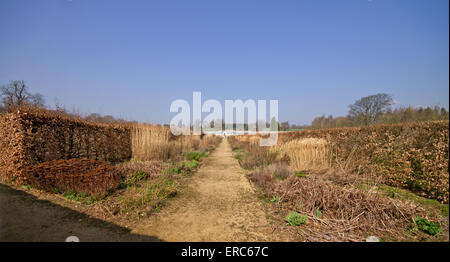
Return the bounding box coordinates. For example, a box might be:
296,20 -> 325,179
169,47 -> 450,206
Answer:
131,124 -> 222,161
274,138 -> 330,172
131,124 -> 179,161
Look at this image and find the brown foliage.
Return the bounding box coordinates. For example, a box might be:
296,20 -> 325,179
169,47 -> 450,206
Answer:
23,159 -> 121,198
279,121 -> 449,203
228,135 -> 278,170
0,107 -> 132,183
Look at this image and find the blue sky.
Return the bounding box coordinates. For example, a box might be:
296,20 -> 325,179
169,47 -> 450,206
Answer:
0,0 -> 448,124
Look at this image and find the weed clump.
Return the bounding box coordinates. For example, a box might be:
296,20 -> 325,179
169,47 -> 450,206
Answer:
185,151 -> 206,161
414,217 -> 441,236
286,211 -> 307,226
271,196 -> 281,203
124,171 -> 147,186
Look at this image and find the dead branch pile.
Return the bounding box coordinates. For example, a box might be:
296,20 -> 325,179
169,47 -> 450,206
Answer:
248,171 -> 424,241
23,159 -> 121,197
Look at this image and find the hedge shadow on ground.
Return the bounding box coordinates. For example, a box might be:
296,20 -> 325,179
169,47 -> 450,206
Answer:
0,183 -> 163,242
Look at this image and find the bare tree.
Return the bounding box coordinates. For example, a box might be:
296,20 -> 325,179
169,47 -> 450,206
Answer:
280,121 -> 290,131
348,93 -> 394,125
0,80 -> 45,110
30,93 -> 45,108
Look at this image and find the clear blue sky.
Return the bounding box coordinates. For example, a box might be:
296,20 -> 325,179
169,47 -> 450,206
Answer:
0,0 -> 448,125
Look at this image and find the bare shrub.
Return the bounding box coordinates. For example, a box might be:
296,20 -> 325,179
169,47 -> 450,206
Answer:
266,163 -> 294,180
120,160 -> 162,178
247,168 -> 276,192
198,135 -> 222,152
240,145 -> 278,170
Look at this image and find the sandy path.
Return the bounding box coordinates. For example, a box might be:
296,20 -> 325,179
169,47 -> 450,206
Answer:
132,138 -> 276,241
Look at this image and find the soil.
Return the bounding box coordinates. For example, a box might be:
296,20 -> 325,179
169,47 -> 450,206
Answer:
131,139 -> 279,241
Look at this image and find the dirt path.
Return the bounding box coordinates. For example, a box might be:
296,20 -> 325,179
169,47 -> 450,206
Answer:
132,138 -> 276,241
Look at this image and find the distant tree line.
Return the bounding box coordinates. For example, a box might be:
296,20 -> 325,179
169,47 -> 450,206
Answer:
0,80 -> 45,112
310,93 -> 449,129
0,80 -> 127,124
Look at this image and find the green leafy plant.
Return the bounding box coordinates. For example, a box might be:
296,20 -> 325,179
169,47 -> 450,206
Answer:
270,196 -> 281,203
414,217 -> 441,236
185,151 -> 206,161
63,190 -> 95,204
286,211 -> 307,226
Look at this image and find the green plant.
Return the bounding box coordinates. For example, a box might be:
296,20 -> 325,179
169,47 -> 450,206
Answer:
414,217 -> 441,236
270,196 -> 281,203
314,208 -> 322,218
297,201 -> 303,211
53,187 -> 63,194
185,151 -> 206,161
233,149 -> 246,162
377,185 -> 449,217
125,171 -> 147,185
22,185 -> 31,190
183,160 -> 198,169
163,167 -> 181,175
62,190 -> 95,204
295,171 -> 307,178
285,211 -> 307,226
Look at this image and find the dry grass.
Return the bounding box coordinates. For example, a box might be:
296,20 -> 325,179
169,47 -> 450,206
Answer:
274,138 -> 330,172
119,160 -> 163,179
131,124 -> 222,161
131,124 -> 179,161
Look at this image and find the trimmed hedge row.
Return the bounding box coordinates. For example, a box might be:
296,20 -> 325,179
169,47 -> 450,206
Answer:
0,107 -> 131,185
279,121 -> 449,203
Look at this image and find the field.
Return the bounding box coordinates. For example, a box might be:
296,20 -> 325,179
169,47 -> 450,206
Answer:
0,108 -> 448,242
